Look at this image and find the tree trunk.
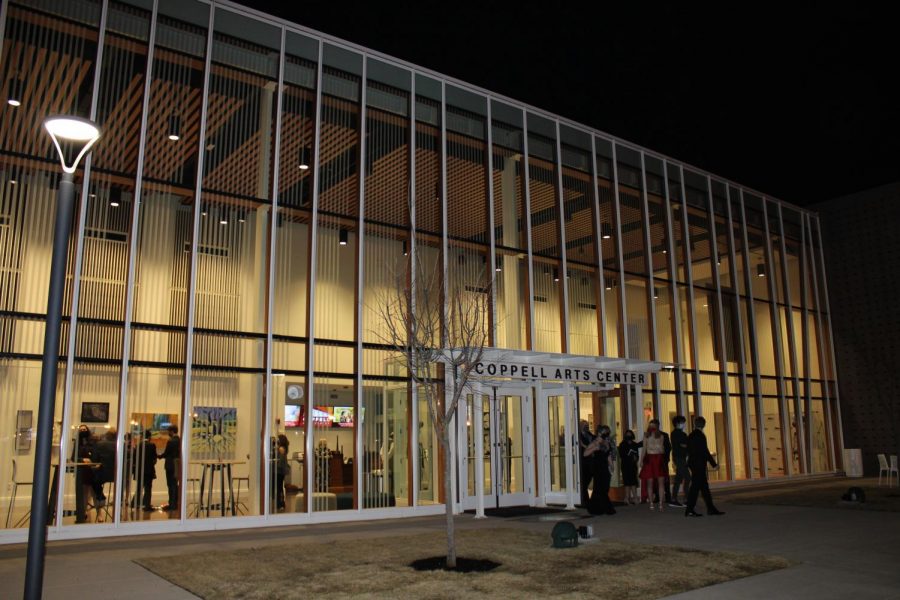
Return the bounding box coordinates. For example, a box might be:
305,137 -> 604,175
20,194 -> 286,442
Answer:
443,433 -> 456,569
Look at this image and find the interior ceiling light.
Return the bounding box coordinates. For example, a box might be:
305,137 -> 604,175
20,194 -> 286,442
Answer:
339,228 -> 348,246
167,115 -> 181,141
757,264 -> 765,277
7,76 -> 23,107
601,223 -> 613,240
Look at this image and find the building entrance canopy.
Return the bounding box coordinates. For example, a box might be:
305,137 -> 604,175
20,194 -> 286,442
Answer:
460,348 -> 666,388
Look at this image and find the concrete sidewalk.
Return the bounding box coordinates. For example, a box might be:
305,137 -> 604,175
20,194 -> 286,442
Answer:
1,486 -> 898,599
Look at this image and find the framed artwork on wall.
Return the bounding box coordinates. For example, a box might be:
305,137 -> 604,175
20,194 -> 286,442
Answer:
80,402 -> 110,423
15,410 -> 33,451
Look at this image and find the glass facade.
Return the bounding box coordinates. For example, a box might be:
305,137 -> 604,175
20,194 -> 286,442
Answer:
0,0 -> 840,537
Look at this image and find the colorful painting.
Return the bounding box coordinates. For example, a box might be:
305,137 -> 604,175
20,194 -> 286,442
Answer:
131,413 -> 180,454
191,406 -> 237,457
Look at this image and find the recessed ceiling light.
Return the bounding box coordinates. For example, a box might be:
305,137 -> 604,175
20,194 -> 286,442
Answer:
110,201 -> 119,207
298,164 -> 309,170
219,219 -> 228,225
9,179 -> 17,185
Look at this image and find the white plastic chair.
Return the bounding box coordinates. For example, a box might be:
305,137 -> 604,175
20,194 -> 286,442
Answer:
877,454 -> 891,486
890,455 -> 899,488
5,459 -> 33,528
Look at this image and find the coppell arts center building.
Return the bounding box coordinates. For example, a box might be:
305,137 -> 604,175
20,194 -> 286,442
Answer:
0,0 -> 842,542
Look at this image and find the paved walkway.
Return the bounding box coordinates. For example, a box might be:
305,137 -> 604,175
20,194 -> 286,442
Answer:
1,481 -> 898,599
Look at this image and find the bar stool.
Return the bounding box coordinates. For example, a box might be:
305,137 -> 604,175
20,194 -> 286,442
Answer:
233,475 -> 250,515
92,481 -> 115,523
5,459 -> 33,528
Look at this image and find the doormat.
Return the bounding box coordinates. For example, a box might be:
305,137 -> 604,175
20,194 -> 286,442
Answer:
465,506 -> 572,518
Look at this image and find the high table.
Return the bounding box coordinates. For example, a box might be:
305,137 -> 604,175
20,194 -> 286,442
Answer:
191,459 -> 245,517
47,461 -> 100,524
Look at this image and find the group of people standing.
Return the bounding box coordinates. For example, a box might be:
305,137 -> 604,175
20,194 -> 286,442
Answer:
579,415 -> 724,517
72,424 -> 181,522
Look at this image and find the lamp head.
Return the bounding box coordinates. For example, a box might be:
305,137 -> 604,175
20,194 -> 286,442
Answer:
43,115 -> 101,174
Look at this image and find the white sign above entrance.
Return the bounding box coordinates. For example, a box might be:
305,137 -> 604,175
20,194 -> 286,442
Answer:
474,360 -> 647,385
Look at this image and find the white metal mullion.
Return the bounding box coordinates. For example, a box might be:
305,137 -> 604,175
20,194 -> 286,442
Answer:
112,0 -> 159,526
678,166 -> 701,417
305,40 -> 324,513
807,214 -> 834,471
261,26 -> 286,517
589,135 -> 608,356
776,203 -> 806,473
813,215 -> 844,463
724,185 -> 752,479
562,383 -> 575,509
554,121 -> 570,353
57,0 -> 109,531
409,73 -> 418,508
439,81 -> 448,349
0,0 -> 8,69
738,190 -> 767,478
486,99 -> 497,347
355,56 -> 367,510
760,199 -> 792,476
179,4 -> 216,521
610,144 -> 628,358
798,211 -> 813,474
706,177 -> 734,481
639,152 -> 660,417
661,161 -> 685,416
522,112 -> 536,351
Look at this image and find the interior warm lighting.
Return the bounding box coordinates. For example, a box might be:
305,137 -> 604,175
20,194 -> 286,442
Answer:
9,179 -> 16,185
653,287 -> 659,299
601,223 -> 613,239
402,240 -> 408,256
201,211 -> 207,217
43,115 -> 101,173
110,201 -> 119,207
339,228 -> 348,246
7,76 -> 23,107
298,163 -> 309,170
662,249 -> 667,254
220,219 -> 228,225
495,257 -> 502,272
167,115 -> 180,141
553,269 -> 559,282
757,264 -> 765,277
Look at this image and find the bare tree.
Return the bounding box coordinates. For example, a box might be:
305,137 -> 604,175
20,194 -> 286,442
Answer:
374,246 -> 491,569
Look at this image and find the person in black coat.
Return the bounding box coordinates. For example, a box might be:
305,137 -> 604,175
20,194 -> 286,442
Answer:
158,425 -> 180,511
133,429 -> 158,511
577,420 -> 595,507
92,430 -> 117,500
585,425 -> 616,516
618,430 -> 640,505
685,416 -> 725,517
670,415 -> 690,506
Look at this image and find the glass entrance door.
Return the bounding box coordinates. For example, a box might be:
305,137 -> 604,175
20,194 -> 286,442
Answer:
461,386 -> 532,509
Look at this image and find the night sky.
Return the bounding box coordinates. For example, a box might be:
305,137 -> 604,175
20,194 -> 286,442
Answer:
232,1 -> 897,207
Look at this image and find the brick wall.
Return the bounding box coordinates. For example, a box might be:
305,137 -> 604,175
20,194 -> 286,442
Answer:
814,182 -> 900,476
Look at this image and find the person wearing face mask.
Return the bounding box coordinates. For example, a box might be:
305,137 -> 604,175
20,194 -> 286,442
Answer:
669,415 -> 690,507
639,419 -> 668,511
685,416 -> 725,517
583,425 -> 616,515
578,420 -> 595,507
618,429 -> 640,505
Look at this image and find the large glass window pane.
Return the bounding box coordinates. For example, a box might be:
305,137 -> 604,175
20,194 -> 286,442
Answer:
311,377 -> 355,511
492,105 -> 528,350
528,118 -> 562,353
701,394 -> 728,481
596,139 -> 620,356
416,384 -> 440,505
362,380 -> 409,508
269,374 -> 306,514
561,130 -> 600,356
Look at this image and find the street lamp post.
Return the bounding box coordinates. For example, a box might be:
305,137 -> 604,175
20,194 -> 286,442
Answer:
24,115 -> 100,600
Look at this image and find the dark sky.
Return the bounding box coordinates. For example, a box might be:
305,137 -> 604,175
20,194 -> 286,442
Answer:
232,1 -> 898,207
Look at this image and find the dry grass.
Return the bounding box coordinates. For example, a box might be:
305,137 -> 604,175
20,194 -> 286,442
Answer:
724,477 -> 900,512
135,528 -> 791,599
